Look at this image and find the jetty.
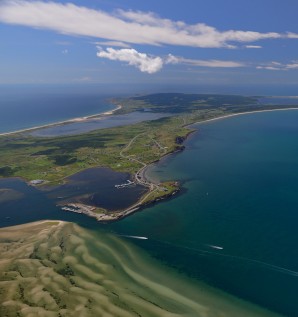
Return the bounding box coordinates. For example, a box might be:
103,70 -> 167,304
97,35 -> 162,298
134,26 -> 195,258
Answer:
115,179 -> 135,189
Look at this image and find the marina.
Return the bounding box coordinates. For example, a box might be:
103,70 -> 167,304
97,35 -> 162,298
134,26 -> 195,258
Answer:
115,179 -> 135,188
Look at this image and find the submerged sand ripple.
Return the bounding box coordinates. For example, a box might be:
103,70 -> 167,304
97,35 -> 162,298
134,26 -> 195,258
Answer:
0,221 -> 280,317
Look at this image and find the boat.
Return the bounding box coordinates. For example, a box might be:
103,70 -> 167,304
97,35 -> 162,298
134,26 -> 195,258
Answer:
208,245 -> 223,250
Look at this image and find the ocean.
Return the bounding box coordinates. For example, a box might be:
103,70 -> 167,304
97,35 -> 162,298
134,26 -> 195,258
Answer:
0,86 -> 174,135
0,86 -> 115,133
1,89 -> 298,315
108,110 -> 298,316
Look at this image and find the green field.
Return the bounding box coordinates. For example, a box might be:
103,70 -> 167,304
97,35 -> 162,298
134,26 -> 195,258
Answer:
1,93 -> 297,185
113,93 -> 259,114
1,93 -> 297,214
0,115 -> 190,183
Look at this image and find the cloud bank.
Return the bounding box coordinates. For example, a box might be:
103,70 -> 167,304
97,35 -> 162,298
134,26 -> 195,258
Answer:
97,48 -> 298,74
0,0 -> 296,48
256,61 -> 298,71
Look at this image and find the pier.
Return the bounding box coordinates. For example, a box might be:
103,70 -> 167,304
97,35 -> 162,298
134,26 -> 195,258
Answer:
115,179 -> 135,189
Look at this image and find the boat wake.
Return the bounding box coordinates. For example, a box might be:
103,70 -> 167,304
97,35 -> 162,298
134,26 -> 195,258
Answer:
150,239 -> 298,277
118,235 -> 148,240
206,244 -> 224,250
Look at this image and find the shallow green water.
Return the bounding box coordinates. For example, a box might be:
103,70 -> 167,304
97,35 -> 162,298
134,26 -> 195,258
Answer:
108,110 -> 298,316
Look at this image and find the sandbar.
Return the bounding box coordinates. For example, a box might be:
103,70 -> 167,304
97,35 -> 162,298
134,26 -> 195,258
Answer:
0,104 -> 122,137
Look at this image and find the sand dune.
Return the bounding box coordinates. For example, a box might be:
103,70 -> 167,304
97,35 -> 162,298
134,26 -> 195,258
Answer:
0,221 -> 279,316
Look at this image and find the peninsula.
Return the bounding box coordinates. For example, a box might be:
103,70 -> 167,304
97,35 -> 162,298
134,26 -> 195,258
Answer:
1,93 -> 298,221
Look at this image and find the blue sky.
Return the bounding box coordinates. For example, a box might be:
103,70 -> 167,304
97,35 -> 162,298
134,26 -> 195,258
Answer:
1,0 -> 298,92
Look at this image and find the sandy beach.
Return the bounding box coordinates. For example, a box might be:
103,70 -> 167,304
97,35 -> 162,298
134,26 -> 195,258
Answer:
1,104 -> 297,139
193,107 -> 298,125
0,220 -> 279,317
0,104 -> 122,137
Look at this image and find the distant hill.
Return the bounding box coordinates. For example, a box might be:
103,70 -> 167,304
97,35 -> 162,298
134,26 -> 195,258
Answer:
116,93 -> 258,114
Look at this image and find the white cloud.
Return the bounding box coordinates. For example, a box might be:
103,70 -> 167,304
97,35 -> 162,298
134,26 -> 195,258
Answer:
97,48 -> 245,73
287,32 -> 298,39
256,60 -> 298,71
62,49 -> 68,54
97,48 -> 163,74
0,1 -> 296,48
166,54 -> 244,68
245,45 -> 262,49
286,61 -> 298,69
256,66 -> 282,71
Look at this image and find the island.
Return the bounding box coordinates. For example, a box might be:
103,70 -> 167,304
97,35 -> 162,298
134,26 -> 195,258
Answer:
1,93 -> 298,221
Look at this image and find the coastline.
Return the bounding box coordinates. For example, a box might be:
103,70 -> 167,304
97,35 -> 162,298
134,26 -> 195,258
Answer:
0,220 -> 277,317
3,105 -> 298,223
58,106 -> 298,222
59,152 -> 181,223
120,107 -> 298,216
0,104 -> 122,137
191,107 -> 298,126
1,103 -> 297,315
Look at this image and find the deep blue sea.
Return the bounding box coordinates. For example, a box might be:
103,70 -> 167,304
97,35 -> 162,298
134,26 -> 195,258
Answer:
108,110 -> 298,316
0,86 -> 174,135
0,87 -> 115,133
1,88 -> 298,315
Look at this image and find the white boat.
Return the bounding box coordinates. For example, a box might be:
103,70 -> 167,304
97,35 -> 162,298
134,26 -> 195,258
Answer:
120,235 -> 148,240
208,245 -> 223,250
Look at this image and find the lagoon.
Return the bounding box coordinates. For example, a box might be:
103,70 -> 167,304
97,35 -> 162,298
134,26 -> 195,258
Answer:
29,111 -> 173,137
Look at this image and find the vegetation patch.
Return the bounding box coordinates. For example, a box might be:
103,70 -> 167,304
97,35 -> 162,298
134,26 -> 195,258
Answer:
52,154 -> 77,166
0,166 -> 16,177
1,93 -> 297,187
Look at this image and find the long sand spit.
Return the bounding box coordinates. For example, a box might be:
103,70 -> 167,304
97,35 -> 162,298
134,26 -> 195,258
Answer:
193,107 -> 298,125
0,104 -> 122,137
0,221 -> 280,317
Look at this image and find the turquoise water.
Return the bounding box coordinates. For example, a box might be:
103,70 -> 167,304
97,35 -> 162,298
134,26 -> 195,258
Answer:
1,109 -> 298,315
107,110 -> 298,316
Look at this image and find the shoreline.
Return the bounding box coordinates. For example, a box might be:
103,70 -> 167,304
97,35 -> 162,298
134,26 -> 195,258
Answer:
0,104 -> 122,137
114,107 -> 298,219
59,106 -> 298,222
58,138 -> 185,222
191,107 -> 298,126
59,155 -> 181,223
0,220 -> 277,317
3,105 -> 298,222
